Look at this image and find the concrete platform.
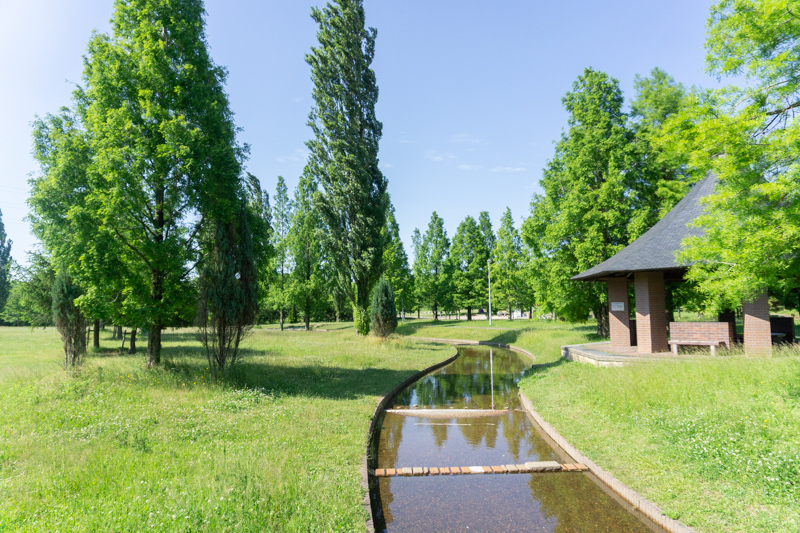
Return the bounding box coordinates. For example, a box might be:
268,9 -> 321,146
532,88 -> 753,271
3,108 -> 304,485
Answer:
562,341 -> 707,367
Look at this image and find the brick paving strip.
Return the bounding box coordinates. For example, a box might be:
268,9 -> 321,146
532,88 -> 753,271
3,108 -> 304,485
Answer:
373,461 -> 587,477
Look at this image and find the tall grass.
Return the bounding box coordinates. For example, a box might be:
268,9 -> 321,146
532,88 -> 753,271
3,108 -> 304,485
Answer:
0,327 -> 453,532
521,345 -> 800,533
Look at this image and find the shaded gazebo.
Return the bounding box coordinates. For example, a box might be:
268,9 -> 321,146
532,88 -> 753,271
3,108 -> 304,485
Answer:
572,174 -> 773,355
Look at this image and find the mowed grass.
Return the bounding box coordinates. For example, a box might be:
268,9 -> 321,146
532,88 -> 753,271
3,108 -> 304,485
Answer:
520,348 -> 800,533
395,318 -> 600,364
0,326 -> 453,532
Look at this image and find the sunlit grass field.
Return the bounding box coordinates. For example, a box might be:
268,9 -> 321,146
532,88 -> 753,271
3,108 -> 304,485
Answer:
0,326 -> 452,532
520,345 -> 800,533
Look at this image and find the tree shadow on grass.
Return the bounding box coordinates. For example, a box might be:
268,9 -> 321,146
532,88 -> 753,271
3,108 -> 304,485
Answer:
145,344 -> 441,401
395,320 -> 436,336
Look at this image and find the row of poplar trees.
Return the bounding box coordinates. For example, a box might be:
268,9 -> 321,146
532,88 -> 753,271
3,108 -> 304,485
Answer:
28,0 -> 390,366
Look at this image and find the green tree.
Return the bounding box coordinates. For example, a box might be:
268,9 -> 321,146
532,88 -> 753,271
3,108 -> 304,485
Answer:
413,212 -> 451,321
370,277 -> 397,337
478,211 -> 495,312
288,174 -> 327,331
197,203 -> 257,376
492,208 -> 523,319
0,209 -> 11,317
52,270 -> 86,368
381,202 -> 413,318
244,173 -> 273,324
449,215 -> 489,320
268,176 -> 293,329
1,253 -> 56,327
662,0 -> 800,310
305,0 -> 388,335
523,68 -> 641,336
74,0 -> 246,366
630,67 -> 692,228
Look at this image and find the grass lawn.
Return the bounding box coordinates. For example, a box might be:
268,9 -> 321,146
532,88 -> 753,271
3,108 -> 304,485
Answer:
520,349 -> 800,533
0,326 -> 453,532
395,317 -> 601,364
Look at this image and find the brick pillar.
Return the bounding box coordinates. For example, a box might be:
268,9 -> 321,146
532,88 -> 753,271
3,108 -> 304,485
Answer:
743,290 -> 772,355
634,271 -> 668,354
607,277 -> 631,348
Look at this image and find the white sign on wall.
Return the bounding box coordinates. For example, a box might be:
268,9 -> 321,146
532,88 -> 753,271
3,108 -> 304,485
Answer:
610,302 -> 625,312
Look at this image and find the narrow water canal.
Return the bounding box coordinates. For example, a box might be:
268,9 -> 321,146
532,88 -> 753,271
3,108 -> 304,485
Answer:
370,345 -> 664,532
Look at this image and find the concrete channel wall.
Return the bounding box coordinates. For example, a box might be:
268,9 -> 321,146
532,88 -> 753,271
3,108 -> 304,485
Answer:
363,336 -> 697,533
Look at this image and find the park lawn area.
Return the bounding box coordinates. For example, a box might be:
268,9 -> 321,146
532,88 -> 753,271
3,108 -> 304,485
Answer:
520,349 -> 800,533
395,318 -> 600,364
0,326 -> 453,532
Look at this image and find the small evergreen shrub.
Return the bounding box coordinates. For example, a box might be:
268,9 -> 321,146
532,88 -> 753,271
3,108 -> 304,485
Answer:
51,270 -> 86,368
370,278 -> 397,337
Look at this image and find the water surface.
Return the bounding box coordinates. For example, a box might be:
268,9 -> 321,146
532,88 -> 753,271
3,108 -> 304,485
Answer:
372,346 -> 661,533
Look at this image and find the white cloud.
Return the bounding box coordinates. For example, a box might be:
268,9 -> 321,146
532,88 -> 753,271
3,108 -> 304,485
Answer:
277,148 -> 309,164
491,166 -> 527,173
451,133 -> 484,145
427,150 -> 457,163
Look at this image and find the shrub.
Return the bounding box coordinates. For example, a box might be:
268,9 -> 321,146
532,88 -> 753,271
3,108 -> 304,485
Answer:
370,277 -> 397,337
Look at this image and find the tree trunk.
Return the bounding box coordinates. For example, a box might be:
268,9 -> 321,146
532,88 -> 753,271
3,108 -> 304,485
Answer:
467,306 -> 472,321
529,307 -> 533,320
93,320 -> 100,348
279,309 -> 284,331
417,309 -> 420,319
147,323 -> 161,364
129,328 -> 137,354
595,303 -> 610,338
508,304 -> 513,321
305,299 -> 311,331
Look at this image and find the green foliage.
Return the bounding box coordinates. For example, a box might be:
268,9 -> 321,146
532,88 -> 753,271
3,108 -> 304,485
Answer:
448,214 -> 490,319
381,202 -> 414,316
0,209 -> 11,318
659,0 -> 800,310
30,0 -> 248,367
413,212 -> 452,320
370,277 -> 397,337
492,208 -> 525,318
305,0 -> 388,334
524,69 -> 639,334
266,176 -> 293,329
287,174 -> 327,330
197,205 -> 257,377
51,270 -> 86,368
0,252 -> 55,327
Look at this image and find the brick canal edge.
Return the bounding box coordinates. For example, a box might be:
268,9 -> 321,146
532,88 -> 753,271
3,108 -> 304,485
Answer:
361,336 -> 698,533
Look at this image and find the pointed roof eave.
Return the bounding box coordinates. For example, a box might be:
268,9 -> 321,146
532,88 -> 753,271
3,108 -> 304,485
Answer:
571,173 -> 717,282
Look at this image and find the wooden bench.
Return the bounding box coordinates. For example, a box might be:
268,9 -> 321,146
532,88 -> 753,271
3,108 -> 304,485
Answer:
668,339 -> 723,356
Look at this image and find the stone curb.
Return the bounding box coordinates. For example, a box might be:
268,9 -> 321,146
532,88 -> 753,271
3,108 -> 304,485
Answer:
360,346 -> 460,532
518,391 -> 698,533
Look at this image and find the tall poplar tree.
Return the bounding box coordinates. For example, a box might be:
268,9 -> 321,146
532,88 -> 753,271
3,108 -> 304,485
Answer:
78,0 -> 246,365
269,176 -> 293,329
305,0 -> 388,335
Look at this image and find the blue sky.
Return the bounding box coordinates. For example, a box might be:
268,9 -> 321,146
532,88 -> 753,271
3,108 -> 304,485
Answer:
0,0 -> 719,264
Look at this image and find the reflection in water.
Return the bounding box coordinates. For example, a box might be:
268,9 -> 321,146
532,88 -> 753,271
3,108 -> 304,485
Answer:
394,346 -> 532,410
372,346 -> 658,532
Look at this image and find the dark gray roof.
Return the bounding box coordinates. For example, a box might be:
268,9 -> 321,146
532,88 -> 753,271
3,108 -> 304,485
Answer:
572,174 -> 717,281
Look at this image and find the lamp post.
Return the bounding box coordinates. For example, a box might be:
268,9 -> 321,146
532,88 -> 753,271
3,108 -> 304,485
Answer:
488,258 -> 492,326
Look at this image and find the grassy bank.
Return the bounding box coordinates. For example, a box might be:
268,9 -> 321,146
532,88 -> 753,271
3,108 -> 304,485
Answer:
395,318 -> 600,364
520,349 -> 800,533
0,326 -> 452,532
